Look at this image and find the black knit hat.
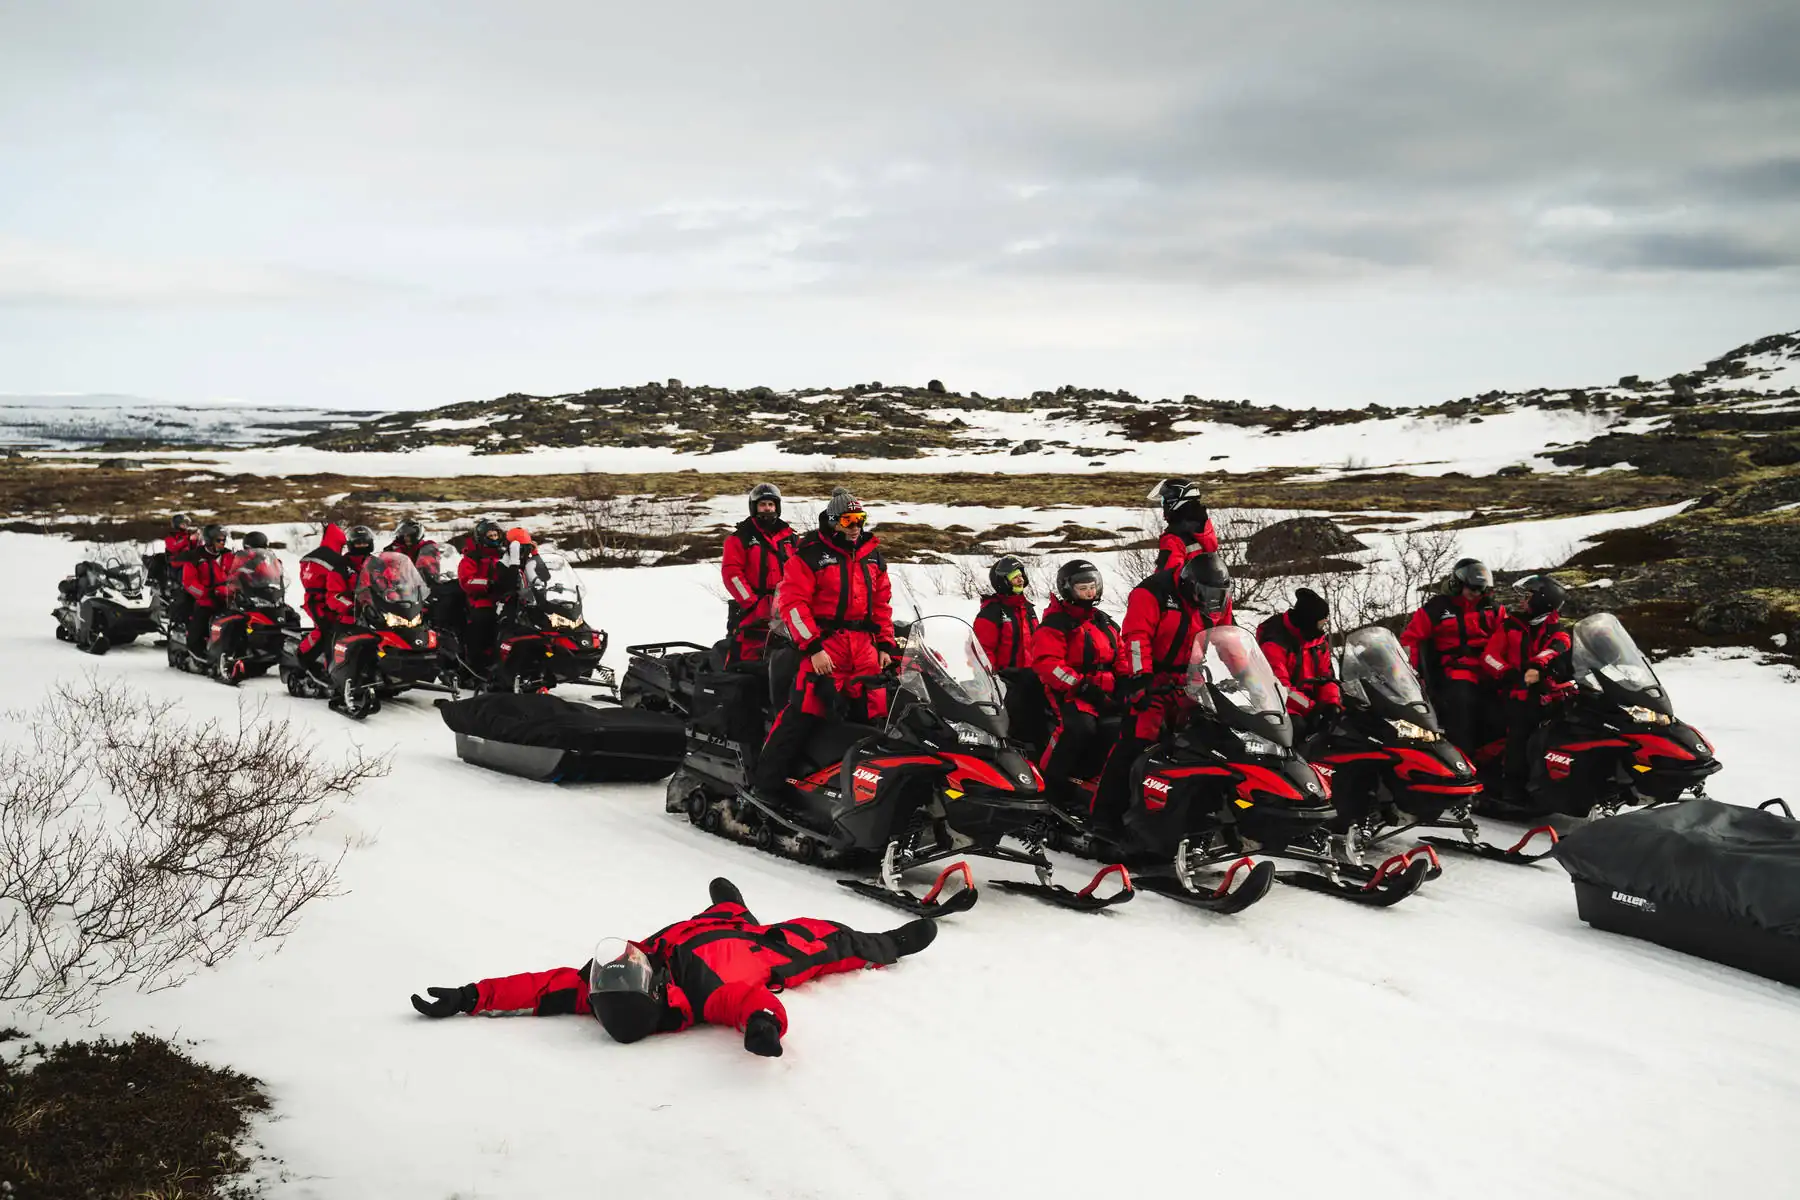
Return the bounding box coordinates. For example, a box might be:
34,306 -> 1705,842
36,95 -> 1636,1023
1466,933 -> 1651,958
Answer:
1293,587 -> 1329,628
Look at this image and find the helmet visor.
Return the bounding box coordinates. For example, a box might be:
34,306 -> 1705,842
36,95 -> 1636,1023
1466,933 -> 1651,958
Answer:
588,939 -> 655,999
1455,561 -> 1494,591
1063,566 -> 1103,600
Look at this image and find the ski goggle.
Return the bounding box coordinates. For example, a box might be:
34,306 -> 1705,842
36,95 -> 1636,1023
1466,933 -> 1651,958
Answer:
835,510 -> 867,533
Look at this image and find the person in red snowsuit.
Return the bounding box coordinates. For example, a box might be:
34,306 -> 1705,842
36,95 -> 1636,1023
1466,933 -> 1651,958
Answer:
1480,574 -> 1572,805
1089,553 -> 1235,827
1148,479 -> 1220,576
1256,587 -> 1341,735
1401,558 -> 1506,757
753,490 -> 898,801
456,520 -> 507,672
722,483 -> 796,663
177,524 -> 235,662
383,519 -> 424,560
973,555 -> 1038,671
407,878 -> 936,1056
296,523 -> 373,676
1032,560 -> 1120,809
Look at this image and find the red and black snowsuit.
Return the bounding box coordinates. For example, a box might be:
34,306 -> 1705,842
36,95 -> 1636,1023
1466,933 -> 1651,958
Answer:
1401,592 -> 1507,757
1032,597 -> 1121,800
974,593 -> 1038,671
754,529 -> 897,797
382,537 -> 422,561
1153,515 -> 1220,576
457,539 -> 506,671
1092,573 -> 1235,819
1256,612 -> 1342,727
298,525 -> 367,669
179,544 -> 235,656
1481,610 -> 1571,801
467,897 -> 903,1042
721,517 -> 796,663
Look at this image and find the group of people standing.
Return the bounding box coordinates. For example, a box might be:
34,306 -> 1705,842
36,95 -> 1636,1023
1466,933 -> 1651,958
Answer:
720,477 -> 1571,823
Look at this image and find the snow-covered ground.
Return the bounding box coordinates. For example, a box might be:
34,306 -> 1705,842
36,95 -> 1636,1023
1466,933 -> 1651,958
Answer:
0,395 -> 375,448
4,525 -> 1799,1200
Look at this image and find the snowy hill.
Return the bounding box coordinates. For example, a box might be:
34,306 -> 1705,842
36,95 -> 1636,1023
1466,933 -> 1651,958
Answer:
4,530 -> 1798,1199
0,395 -> 380,450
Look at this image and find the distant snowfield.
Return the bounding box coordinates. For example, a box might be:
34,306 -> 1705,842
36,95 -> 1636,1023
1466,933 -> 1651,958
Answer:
4,526 -> 1798,1200
31,403 -> 1622,478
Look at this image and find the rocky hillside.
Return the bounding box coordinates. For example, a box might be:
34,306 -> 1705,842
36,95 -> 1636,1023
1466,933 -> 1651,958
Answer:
290,331 -> 1800,460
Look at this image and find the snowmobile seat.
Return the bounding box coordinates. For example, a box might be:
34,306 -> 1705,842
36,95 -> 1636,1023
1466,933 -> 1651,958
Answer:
793,721 -> 882,778
1554,798 -> 1800,986
438,692 -> 686,783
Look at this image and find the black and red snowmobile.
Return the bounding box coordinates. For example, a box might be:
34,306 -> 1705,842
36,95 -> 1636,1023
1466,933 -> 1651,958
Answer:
1469,612 -> 1721,822
206,549 -> 300,685
664,615 -> 1131,916
1044,625 -> 1434,910
444,550 -> 613,697
1306,626 -> 1560,866
320,552 -> 457,719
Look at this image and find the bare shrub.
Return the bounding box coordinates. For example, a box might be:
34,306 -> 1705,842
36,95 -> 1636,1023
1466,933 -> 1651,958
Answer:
562,473 -> 708,566
1310,526 -> 1461,631
0,678 -> 389,1017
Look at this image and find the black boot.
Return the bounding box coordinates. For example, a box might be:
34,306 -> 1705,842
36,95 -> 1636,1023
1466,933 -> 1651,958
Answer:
709,877 -> 746,910
886,918 -> 938,958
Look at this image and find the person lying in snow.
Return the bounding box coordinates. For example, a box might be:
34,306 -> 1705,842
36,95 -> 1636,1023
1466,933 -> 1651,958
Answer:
408,878 -> 937,1057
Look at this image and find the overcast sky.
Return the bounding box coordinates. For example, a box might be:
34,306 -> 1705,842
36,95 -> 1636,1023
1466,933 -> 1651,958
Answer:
2,0 -> 1797,410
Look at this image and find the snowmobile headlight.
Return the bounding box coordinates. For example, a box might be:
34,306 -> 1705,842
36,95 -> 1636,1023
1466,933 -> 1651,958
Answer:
1622,705 -> 1670,726
948,720 -> 997,748
1389,719 -> 1440,742
548,611 -> 581,629
381,610 -> 422,628
1233,729 -> 1282,757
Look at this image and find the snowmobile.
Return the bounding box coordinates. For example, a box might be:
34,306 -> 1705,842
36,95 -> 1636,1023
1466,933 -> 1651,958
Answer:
1470,612 -> 1721,822
53,546 -> 157,654
1306,626 -> 1559,867
282,552 -> 456,718
442,551 -> 614,698
205,549 -> 300,684
1042,625 -> 1434,909
664,614 -> 1132,916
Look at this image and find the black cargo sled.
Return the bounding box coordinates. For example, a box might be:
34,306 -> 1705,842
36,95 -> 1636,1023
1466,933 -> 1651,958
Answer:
1553,798 -> 1800,985
437,693 -> 685,783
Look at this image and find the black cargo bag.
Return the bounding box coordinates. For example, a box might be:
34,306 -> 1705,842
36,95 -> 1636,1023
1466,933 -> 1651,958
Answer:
1552,798 -> 1800,985
691,668 -> 765,745
438,693 -> 685,783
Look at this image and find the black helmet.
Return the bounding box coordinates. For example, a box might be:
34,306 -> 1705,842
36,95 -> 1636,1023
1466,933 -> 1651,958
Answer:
1055,559 -> 1104,605
819,489 -> 866,541
1517,573 -> 1568,617
988,555 -> 1027,596
748,482 -> 782,517
1177,552 -> 1231,615
241,531 -> 270,550
1148,478 -> 1202,518
395,519 -> 423,545
200,523 -> 228,553
346,525 -> 376,556
1452,558 -> 1494,594
171,513 -> 196,533
475,519 -> 505,550
586,940 -> 664,1044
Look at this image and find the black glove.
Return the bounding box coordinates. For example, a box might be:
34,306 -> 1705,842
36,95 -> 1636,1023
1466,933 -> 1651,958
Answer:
743,1010 -> 783,1058
1117,674 -> 1152,701
410,984 -> 478,1018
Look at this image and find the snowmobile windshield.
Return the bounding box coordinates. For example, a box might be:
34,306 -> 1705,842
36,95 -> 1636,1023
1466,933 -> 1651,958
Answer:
1572,613 -> 1669,713
887,615 -> 1008,742
356,552 -> 428,619
523,552 -> 583,619
1339,626 -> 1436,727
1185,625 -> 1293,747
228,549 -> 286,605
95,546 -> 145,593
414,541 -> 444,578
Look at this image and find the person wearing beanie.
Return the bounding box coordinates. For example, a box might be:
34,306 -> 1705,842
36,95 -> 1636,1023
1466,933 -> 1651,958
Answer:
1256,587 -> 1342,735
407,878 -> 936,1057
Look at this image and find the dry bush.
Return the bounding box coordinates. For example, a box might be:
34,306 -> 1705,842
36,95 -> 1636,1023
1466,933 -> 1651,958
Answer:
562,472 -> 708,566
1309,526 -> 1461,631
0,678 -> 389,1017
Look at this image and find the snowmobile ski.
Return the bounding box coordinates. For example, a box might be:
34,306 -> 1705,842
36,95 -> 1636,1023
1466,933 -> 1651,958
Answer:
1275,851 -> 1431,907
1134,856 -> 1275,914
995,862 -> 1135,912
839,860 -> 978,918
1420,823 -> 1560,865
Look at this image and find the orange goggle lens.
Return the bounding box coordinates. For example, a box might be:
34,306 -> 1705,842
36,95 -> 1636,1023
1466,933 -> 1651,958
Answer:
836,512 -> 866,531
